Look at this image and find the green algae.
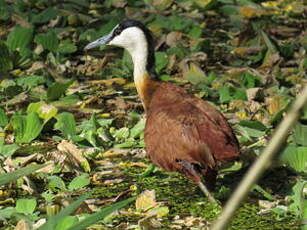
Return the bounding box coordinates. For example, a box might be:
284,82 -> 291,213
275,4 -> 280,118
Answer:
93,158 -> 300,229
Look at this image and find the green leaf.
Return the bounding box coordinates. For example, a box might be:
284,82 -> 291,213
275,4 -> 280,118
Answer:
287,181 -> 307,217
219,87 -> 232,103
66,197 -> 136,230
6,25 -> 34,52
54,112 -> 77,139
27,101 -> 58,123
0,41 -> 13,72
188,26 -> 202,38
51,95 -> 80,107
240,72 -> 261,88
31,8 -> 58,24
239,120 -> 267,131
58,40 -> 77,54
183,63 -> 207,86
47,176 -> 66,191
16,75 -> 45,89
130,119 -> 145,138
233,89 -> 247,101
35,31 -> 59,52
47,80 -> 74,101
0,164 -> 48,186
0,108 -> 8,127
114,127 -> 130,140
294,122 -> 307,146
68,174 -> 90,191
16,199 -> 37,215
155,52 -> 168,73
239,126 -> 265,138
252,185 -> 276,201
0,144 -> 19,157
11,112 -> 44,143
279,145 -> 307,173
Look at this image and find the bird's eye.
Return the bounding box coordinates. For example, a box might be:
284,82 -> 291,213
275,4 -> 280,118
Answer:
114,29 -> 121,36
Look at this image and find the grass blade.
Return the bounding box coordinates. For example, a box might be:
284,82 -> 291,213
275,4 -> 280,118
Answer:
37,192 -> 91,230
66,197 -> 136,230
0,164 -> 48,186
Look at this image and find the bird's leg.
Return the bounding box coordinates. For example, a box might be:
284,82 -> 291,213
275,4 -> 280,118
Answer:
198,181 -> 217,204
176,159 -> 218,204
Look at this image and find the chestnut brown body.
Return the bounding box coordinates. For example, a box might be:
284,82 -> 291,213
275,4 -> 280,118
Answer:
144,81 -> 240,185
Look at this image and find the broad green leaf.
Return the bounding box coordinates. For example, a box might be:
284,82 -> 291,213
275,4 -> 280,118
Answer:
0,108 -> 8,127
54,112 -> 77,139
68,174 -> 90,191
188,26 -> 202,38
239,120 -> 267,131
114,140 -> 135,148
233,89 -> 247,101
58,40 -> 77,54
294,122 -> 307,146
0,164 -> 48,186
35,31 -> 59,52
31,8 -> 58,24
51,95 -> 80,107
47,176 -> 66,191
240,72 -> 261,88
97,119 -> 114,127
219,86 -> 232,103
6,25 -> 34,52
287,181 -> 306,217
155,52 -> 168,73
113,127 -> 130,140
27,101 -> 58,123
11,112 -> 44,143
0,41 -> 13,72
66,197 -> 136,230
16,75 -> 45,89
0,144 -> 19,157
0,207 -> 15,219
47,80 -> 74,101
16,199 -> 37,215
183,63 -> 207,85
279,145 -> 307,173
240,126 -> 265,138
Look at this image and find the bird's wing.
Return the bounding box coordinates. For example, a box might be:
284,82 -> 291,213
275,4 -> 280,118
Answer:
145,99 -> 240,174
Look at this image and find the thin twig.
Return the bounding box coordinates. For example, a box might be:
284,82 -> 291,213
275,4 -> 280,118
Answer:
211,85 -> 307,230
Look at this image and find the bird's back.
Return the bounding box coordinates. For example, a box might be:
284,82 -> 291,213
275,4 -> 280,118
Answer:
144,82 -> 240,182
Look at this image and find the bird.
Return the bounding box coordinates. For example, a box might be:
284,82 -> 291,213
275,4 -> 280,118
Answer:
84,19 -> 240,202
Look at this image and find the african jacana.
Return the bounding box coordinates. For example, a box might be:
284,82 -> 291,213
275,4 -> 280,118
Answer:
85,19 -> 240,202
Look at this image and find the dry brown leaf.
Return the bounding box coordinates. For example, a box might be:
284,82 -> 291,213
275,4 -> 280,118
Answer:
179,52 -> 207,73
57,140 -> 91,172
246,87 -> 262,101
166,32 -> 183,47
239,5 -> 266,18
14,219 -> 30,230
100,148 -> 130,158
104,178 -> 124,185
88,77 -> 127,86
26,61 -> 45,74
232,46 -> 262,56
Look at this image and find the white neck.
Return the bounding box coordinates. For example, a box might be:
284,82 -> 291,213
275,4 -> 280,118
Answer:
109,26 -> 151,105
125,36 -> 148,83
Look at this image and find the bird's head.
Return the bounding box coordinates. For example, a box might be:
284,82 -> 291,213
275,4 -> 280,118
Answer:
84,19 -> 156,75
